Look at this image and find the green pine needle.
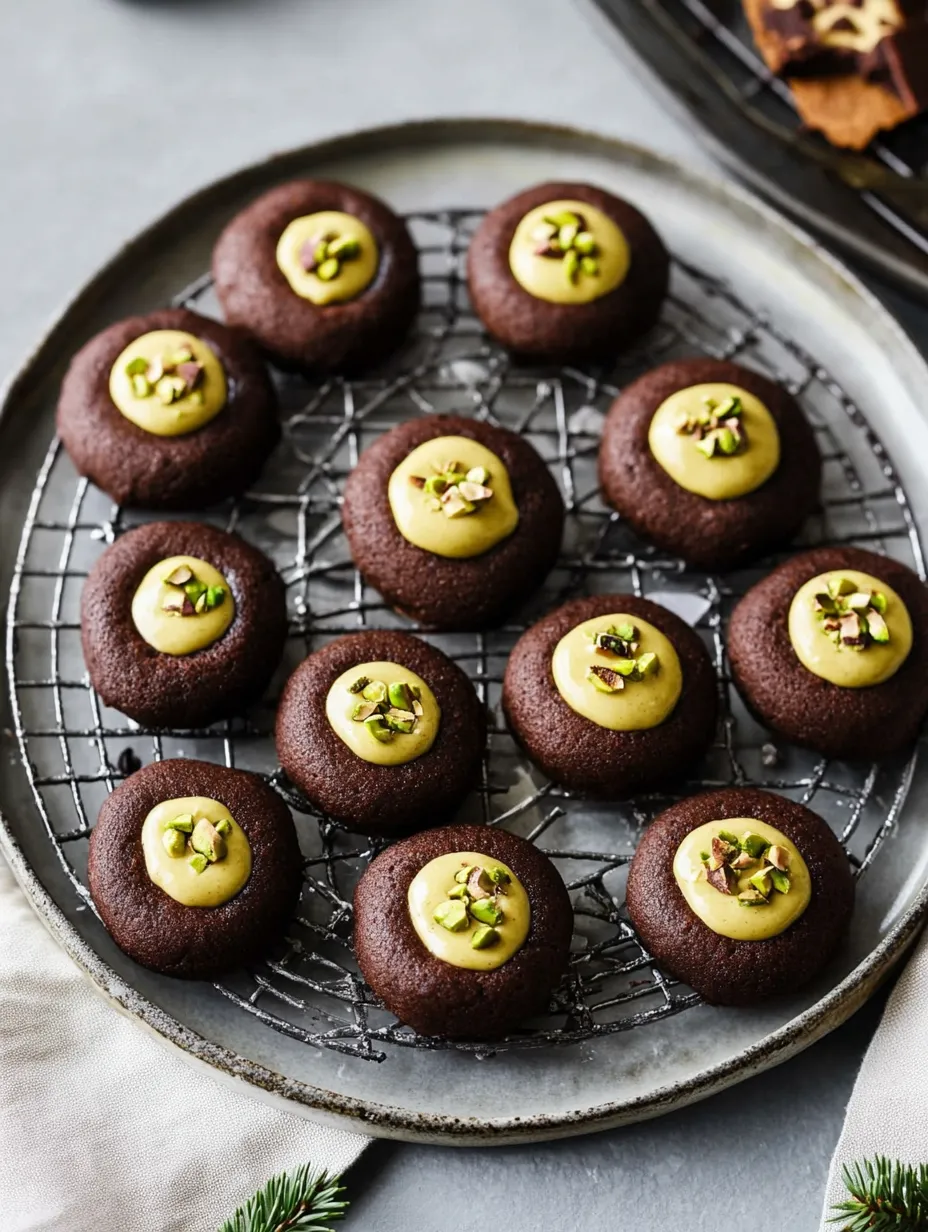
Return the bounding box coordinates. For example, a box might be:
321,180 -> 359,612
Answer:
829,1156 -> 928,1231
219,1163 -> 348,1232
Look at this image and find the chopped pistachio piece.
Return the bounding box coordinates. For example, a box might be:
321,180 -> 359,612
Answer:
471,924 -> 500,950
447,884 -> 470,901
488,866 -> 510,886
870,592 -> 888,614
188,853 -> 209,875
363,715 -> 393,744
361,681 -> 388,705
636,652 -> 659,677
470,898 -> 504,926
749,870 -> 772,898
766,845 -> 790,872
125,356 -> 149,377
737,887 -> 768,906
191,818 -> 226,863
166,813 -> 194,834
214,818 -> 232,837
868,610 -> 890,643
454,866 -> 474,884
717,829 -> 741,847
349,675 -> 371,694
131,374 -> 152,399
316,257 -> 341,281
741,832 -> 770,859
466,866 -> 492,899
434,899 -> 469,932
828,576 -> 857,599
162,828 -> 187,858
587,665 -> 624,693
769,869 -> 790,895
388,681 -> 413,711
465,465 -> 489,486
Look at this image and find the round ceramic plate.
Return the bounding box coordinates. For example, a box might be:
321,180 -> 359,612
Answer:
2,119 -> 928,1145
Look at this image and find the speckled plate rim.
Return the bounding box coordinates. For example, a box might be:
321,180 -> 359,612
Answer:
2,117 -> 927,1146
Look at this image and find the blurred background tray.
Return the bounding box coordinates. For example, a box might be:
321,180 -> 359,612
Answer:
589,0 -> 928,301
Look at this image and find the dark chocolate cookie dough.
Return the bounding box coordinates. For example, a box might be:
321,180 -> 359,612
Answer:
354,823 -> 573,1038
275,630 -> 485,836
503,593 -> 717,797
626,788 -> 854,1005
598,358 -> 821,571
729,546 -> 928,760
57,307 -> 279,510
467,180 -> 669,362
212,179 -> 420,372
89,759 -> 303,979
341,414 -> 565,630
82,520 -> 287,729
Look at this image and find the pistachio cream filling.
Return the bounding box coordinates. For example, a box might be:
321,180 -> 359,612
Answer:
407,851 -> 531,971
673,818 -> 811,941
131,556 -> 234,657
552,613 -> 683,731
388,435 -> 519,559
788,568 -> 912,688
508,199 -> 630,305
109,330 -> 227,437
276,210 -> 378,305
142,795 -> 252,908
325,660 -> 440,766
648,383 -> 780,501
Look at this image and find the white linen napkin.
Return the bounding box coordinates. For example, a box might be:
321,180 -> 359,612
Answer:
0,855 -> 369,1232
819,926 -> 928,1228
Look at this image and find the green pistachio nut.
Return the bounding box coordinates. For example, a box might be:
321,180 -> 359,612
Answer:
155,376 -> 178,406
162,828 -> 187,858
454,866 -> 474,884
870,592 -> 888,614
205,585 -> 225,610
316,257 -> 341,282
388,681 -> 413,711
696,433 -> 718,459
361,681 -> 388,704
363,715 -> 393,744
741,833 -> 770,859
125,356 -> 149,377
846,592 -> 872,612
383,713 -> 415,735
166,813 -> 194,834
433,899 -> 469,932
827,576 -> 856,599
465,466 -> 489,486
717,829 -> 741,847
614,623 -> 637,642
715,427 -> 740,455
214,819 -> 232,837
188,853 -> 209,875
769,869 -> 790,895
488,866 -> 510,886
868,610 -> 890,643
327,236 -> 360,261
131,374 -> 152,399
447,884 -> 470,901
636,652 -> 659,677
191,818 -> 227,864
573,230 -> 596,255
614,658 -> 639,678
580,256 -> 599,277
470,899 -> 503,926
471,925 -> 500,950
749,871 -> 771,898
348,675 -> 371,694
546,210 -> 581,228
314,240 -> 329,265
563,249 -> 581,284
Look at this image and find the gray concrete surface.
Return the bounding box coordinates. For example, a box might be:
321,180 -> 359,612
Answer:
2,1 -> 923,1228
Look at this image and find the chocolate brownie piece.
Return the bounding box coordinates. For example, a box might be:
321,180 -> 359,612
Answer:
212,179 -> 420,372
341,414 -> 565,630
598,358 -> 821,572
89,759 -> 303,979
275,631 -> 485,836
503,593 -> 718,798
729,545 -> 928,759
354,824 -> 573,1038
81,521 -> 287,729
57,308 -> 279,510
626,787 -> 854,1005
467,180 -> 669,363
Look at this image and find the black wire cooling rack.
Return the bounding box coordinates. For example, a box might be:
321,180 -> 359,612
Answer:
6,209 -> 923,1061
590,0 -> 928,299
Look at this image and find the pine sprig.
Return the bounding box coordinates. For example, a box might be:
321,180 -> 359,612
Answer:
219,1164 -> 348,1232
829,1156 -> 928,1231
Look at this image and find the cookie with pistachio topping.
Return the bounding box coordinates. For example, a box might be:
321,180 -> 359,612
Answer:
467,180 -> 669,362
81,520 -> 287,729
599,358 -> 821,571
626,788 -> 854,1005
354,823 -> 572,1038
275,631 -> 485,836
342,414 -> 565,630
503,593 -> 717,798
212,179 -> 420,372
729,545 -> 928,760
89,759 -> 302,979
56,307 -> 279,510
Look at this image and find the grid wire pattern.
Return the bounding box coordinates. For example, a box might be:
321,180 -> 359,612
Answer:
656,0 -> 928,261
6,208 -> 924,1062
